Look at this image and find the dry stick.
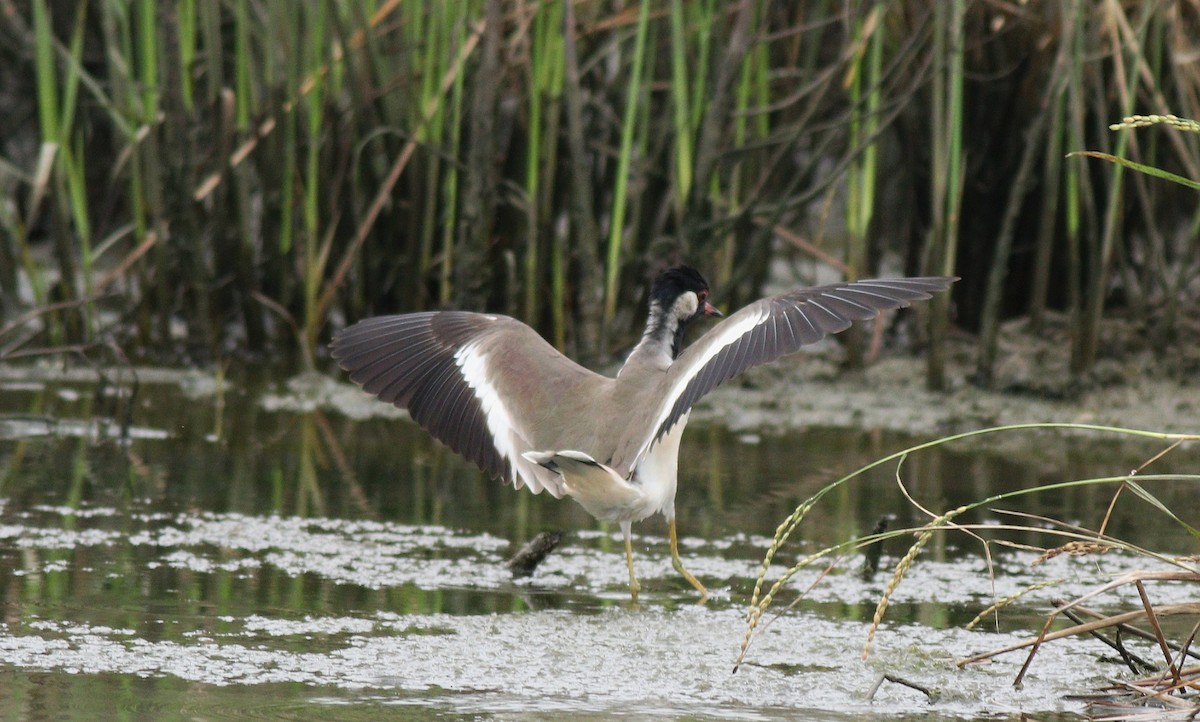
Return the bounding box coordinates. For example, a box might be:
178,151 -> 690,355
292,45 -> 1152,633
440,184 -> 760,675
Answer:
1067,571 -> 1200,618
1147,634 -> 1200,702
759,218 -> 850,273
1118,664 -> 1200,706
958,603 -> 1200,669
2,342 -> 108,361
0,295 -> 115,343
1179,619 -> 1200,672
1135,580 -> 1184,689
1058,605 -> 1156,674
250,291 -> 303,347
252,283 -> 324,369
1057,599 -> 1200,663
1132,439 -> 1187,475
313,20 -> 485,325
1138,665 -> 1200,690
1008,570 -> 1185,681
93,228 -> 158,293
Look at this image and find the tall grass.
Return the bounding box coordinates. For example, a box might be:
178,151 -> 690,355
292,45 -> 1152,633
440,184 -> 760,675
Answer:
923,0 -> 963,391
602,0 -> 651,331
736,422 -> 1200,674
841,1 -> 885,368
1,1 -> 1197,379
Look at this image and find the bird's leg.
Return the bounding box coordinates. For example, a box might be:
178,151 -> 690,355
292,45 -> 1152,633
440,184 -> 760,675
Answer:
621,521 -> 640,602
668,518 -> 709,601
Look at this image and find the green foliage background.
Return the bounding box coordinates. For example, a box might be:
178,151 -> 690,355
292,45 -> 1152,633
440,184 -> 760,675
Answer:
1,1 -> 1197,383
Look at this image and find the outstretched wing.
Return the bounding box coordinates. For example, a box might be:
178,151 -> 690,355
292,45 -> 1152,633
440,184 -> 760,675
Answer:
610,276 -> 957,475
330,312 -> 608,496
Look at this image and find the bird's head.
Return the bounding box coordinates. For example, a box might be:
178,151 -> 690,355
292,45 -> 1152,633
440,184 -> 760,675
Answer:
650,266 -> 723,325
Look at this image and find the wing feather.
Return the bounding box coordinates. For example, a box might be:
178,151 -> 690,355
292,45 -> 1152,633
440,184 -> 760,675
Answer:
791,301 -> 823,344
610,276 -> 956,475
331,311 -> 607,495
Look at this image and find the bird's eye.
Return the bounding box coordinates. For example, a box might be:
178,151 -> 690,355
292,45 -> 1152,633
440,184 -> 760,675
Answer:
697,290 -> 708,302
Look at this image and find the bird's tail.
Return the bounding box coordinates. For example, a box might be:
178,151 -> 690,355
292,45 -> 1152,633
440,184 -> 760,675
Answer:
521,450 -> 642,519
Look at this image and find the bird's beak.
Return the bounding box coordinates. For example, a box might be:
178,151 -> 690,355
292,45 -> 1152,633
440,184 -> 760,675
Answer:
704,302 -> 723,318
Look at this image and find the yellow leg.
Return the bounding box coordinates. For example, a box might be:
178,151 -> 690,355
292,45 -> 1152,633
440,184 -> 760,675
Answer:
622,522 -> 640,602
669,518 -> 709,601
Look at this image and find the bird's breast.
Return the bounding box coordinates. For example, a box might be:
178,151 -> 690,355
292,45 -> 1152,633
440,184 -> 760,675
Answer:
629,410 -> 690,519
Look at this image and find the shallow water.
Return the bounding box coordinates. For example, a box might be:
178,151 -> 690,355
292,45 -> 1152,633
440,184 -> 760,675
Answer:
0,366 -> 1196,720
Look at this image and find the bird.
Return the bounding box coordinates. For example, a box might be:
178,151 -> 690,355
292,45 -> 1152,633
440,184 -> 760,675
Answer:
330,266 -> 955,601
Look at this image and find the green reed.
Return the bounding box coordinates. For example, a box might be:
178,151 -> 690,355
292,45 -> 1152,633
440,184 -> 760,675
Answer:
1076,2 -> 1145,374
667,0 -> 693,215
1,1 -> 1195,371
924,0 -> 963,391
603,0 -> 651,328
841,1 -> 885,368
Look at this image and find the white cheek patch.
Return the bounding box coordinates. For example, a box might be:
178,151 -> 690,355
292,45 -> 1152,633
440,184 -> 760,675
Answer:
673,292 -> 699,318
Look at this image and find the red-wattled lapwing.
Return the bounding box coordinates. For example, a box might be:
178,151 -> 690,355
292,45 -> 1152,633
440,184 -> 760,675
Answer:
331,266 -> 955,601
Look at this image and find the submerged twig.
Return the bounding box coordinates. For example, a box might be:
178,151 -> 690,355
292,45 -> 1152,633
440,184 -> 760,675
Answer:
1058,605 -> 1156,675
506,530 -> 564,578
959,600 -> 1200,669
859,515 -> 890,579
1007,605 -> 1200,683
866,673 -> 939,703
1053,599 -> 1200,664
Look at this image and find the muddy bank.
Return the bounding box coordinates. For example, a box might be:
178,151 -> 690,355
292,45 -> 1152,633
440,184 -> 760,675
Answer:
696,313 -> 1198,439
2,312 -> 1195,441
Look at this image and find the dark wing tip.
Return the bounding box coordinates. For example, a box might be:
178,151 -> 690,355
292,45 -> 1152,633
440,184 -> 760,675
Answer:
647,275 -> 955,448
328,312 -> 511,482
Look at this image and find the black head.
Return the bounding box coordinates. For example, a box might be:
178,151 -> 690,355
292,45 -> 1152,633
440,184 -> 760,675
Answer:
651,265 -> 708,306
650,266 -> 721,320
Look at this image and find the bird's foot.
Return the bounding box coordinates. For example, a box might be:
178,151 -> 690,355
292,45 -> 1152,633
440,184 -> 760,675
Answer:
668,519 -> 710,602
671,555 -> 710,602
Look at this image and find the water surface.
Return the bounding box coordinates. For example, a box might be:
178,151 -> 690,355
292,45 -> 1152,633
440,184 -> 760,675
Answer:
1,367 -> 1195,720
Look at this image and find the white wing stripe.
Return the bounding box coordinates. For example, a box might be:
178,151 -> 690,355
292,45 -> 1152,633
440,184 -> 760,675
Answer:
632,307 -> 768,469
455,342 -> 532,491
